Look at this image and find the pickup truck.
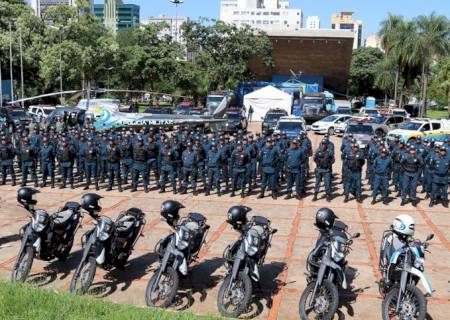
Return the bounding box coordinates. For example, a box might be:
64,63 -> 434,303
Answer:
386,119 -> 450,143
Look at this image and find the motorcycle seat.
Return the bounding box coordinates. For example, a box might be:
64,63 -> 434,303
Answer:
116,215 -> 135,234
52,209 -> 74,226
188,212 -> 207,224
184,221 -> 200,233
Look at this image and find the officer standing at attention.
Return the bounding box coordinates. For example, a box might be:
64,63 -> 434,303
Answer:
371,148 -> 393,205
146,135 -> 160,189
230,141 -> 249,198
193,137 -> 207,190
0,137 -> 16,186
313,141 -> 335,202
131,136 -> 149,193
120,135 -> 134,186
205,142 -> 223,196
258,138 -> 279,199
20,137 -> 38,187
284,139 -> 304,200
107,138 -> 122,192
429,146 -> 450,208
57,137 -> 76,189
39,137 -> 56,188
98,134 -> 109,183
392,141 -> 406,195
400,146 -> 423,206
181,142 -> 198,195
159,139 -> 178,194
218,136 -> 231,192
83,138 -> 100,190
343,143 -> 365,203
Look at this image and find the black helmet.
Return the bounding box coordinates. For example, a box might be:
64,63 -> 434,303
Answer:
315,208 -> 337,230
81,193 -> 103,216
227,206 -> 251,230
17,187 -> 40,207
161,200 -> 185,223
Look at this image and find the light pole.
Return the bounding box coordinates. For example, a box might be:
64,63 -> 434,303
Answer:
19,29 -> 24,108
9,22 -> 14,103
170,0 -> 183,43
0,59 -> 3,108
106,67 -> 114,91
49,25 -> 69,102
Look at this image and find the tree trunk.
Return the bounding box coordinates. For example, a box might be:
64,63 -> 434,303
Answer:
394,67 -> 400,103
447,85 -> 450,119
421,63 -> 429,118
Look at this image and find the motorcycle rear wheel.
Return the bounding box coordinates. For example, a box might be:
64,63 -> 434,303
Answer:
217,271 -> 253,318
299,280 -> 339,320
382,284 -> 426,320
70,257 -> 97,295
11,246 -> 35,283
145,266 -> 179,308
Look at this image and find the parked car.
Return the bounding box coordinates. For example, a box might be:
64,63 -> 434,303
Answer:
274,116 -> 306,138
28,105 -> 56,121
387,119 -> 450,143
0,107 -> 33,129
335,105 -> 352,115
344,120 -> 375,149
369,115 -> 407,137
391,108 -> 410,119
311,114 -> 353,135
335,117 -> 355,136
261,108 -> 289,133
359,107 -> 381,117
223,109 -> 248,133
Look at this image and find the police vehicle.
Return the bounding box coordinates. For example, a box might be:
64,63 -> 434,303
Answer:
261,108 -> 289,133
223,109 -> 248,133
344,119 -> 375,149
386,119 -> 450,143
311,114 -> 352,135
273,116 -> 306,138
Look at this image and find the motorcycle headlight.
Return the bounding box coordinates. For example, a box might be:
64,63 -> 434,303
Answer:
413,257 -> 424,271
331,240 -> 345,262
96,218 -> 113,241
244,229 -> 260,257
32,210 -> 48,233
175,226 -> 190,251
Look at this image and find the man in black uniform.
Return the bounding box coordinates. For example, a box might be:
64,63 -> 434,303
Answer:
107,138 -> 122,192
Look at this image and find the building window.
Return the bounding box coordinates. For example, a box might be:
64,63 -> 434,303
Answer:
271,12 -> 280,15
263,20 -> 269,25
331,24 -> 335,29
256,12 -> 261,15
263,12 -> 269,15
256,20 -> 261,24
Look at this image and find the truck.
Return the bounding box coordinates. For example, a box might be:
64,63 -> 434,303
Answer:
300,93 -> 329,123
386,119 -> 450,143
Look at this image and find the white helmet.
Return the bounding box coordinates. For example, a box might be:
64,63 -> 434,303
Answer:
393,215 -> 415,237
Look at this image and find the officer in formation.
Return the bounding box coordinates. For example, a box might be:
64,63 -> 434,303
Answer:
1,120 -> 449,207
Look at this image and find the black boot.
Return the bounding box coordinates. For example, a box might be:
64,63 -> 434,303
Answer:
326,194 -> 332,202
429,200 -> 434,207
193,190 -> 198,196
240,190 -> 245,198
118,185 -> 123,193
272,192 -> 277,200
371,198 -> 376,205
312,193 -> 318,201
131,186 -> 137,192
144,186 -> 149,193
205,190 -> 210,196
84,183 -> 90,190
217,190 -> 221,197
95,182 -> 99,191
41,182 -> 47,188
173,187 -> 177,194
443,201 -> 449,208
158,188 -> 165,193
285,192 -> 292,200
230,190 -> 236,197
257,191 -> 265,199
180,188 -> 187,195
70,183 -> 75,190
400,199 -> 406,206
106,185 -> 112,191
60,183 -> 66,189
0,179 -> 5,185
412,200 -> 417,207
12,179 -> 16,187
344,195 -> 349,203
382,198 -> 389,205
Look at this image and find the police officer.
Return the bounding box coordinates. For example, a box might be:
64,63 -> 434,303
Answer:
392,140 -> 406,194
181,142 -> 198,195
205,142 -> 223,196
98,134 -> 109,183
258,138 -> 279,199
218,136 -> 231,192
57,137 -> 76,189
39,137 -> 55,188
107,138 -> 122,192
313,142 -> 335,202
284,139 -> 304,200
83,138 -> 99,190
423,141 -> 437,199
429,147 -> 450,208
343,143 -> 365,203
372,148 -> 393,205
19,137 -> 38,187
131,137 -> 149,193
77,135 -> 87,182
400,146 -> 423,206
159,139 -> 178,194
0,137 -> 16,186
120,135 -> 134,185
231,141 -> 249,198
146,135 -> 160,189
193,138 -> 206,190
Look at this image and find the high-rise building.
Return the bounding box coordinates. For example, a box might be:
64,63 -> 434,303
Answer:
94,1 -> 140,34
31,0 -> 93,17
220,0 -> 303,32
306,16 -> 320,29
365,34 -> 383,51
331,12 -> 363,49
142,15 -> 187,44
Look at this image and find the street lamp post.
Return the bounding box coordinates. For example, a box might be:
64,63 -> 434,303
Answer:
49,25 -> 69,102
19,29 -> 24,108
170,0 -> 183,43
9,22 -> 14,103
106,67 -> 114,91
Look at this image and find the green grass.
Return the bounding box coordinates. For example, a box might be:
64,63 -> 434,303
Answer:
0,281 -> 220,320
426,109 -> 449,119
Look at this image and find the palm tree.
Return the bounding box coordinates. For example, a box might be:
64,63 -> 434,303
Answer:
414,13 -> 450,117
434,58 -> 450,117
375,58 -> 396,105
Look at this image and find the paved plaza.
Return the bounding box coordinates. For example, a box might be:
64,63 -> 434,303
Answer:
0,124 -> 449,320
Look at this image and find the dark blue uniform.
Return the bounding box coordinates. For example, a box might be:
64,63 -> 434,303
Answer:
19,142 -> 38,187
107,143 -> 122,192
181,148 -> 198,194
120,138 -> 134,184
132,142 -> 150,192
259,145 -> 279,199
372,153 -> 393,203
206,147 -> 223,195
313,146 -> 335,201
284,145 -> 305,198
83,144 -> 99,189
0,142 -> 16,185
400,151 -> 423,205
57,143 -> 76,188
343,149 -> 365,201
430,152 -> 450,206
39,143 -> 55,187
159,145 -> 178,193
231,147 -> 249,197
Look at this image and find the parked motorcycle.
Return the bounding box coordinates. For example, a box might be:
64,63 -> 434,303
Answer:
12,187 -> 83,283
299,208 -> 360,320
145,200 -> 210,308
70,194 -> 146,294
379,214 -> 433,320
217,205 -> 277,318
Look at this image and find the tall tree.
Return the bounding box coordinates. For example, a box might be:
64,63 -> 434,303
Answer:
349,47 -> 384,97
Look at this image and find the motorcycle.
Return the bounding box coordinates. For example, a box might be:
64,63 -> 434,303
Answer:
12,191 -> 83,283
379,230 -> 434,320
70,207 -> 146,294
217,215 -> 277,318
299,220 -> 360,320
145,211 -> 210,308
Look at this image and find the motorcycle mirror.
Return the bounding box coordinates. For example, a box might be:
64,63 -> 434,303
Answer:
352,232 -> 361,239
272,228 -> 278,234
426,234 -> 434,242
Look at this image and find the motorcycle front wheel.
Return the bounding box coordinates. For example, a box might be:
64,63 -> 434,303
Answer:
382,284 -> 426,320
11,246 -> 35,283
70,256 -> 97,295
217,271 -> 253,318
145,266 -> 179,308
299,279 -> 339,320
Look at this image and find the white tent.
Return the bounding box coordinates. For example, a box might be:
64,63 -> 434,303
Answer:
243,85 -> 293,120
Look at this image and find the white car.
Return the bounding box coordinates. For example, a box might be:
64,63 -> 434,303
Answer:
311,115 -> 353,135
391,108 -> 411,119
359,107 -> 381,117
28,105 -> 56,120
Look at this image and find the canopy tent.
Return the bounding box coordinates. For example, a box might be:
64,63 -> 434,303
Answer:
243,85 -> 293,120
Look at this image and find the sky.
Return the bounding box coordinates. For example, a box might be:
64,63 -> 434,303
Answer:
91,0 -> 449,39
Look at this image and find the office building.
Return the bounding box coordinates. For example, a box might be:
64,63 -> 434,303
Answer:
331,11 -> 363,49
220,0 -> 303,32
365,34 -> 383,51
94,0 -> 140,34
31,0 -> 93,17
142,15 -> 187,44
306,16 -> 320,29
